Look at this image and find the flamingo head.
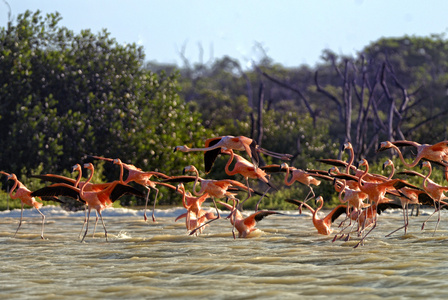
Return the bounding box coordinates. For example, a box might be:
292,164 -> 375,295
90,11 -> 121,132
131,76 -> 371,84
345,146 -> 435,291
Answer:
377,141 -> 394,152
382,159 -> 393,170
183,165 -> 197,175
173,145 -> 189,153
71,164 -> 82,173
343,141 -> 352,150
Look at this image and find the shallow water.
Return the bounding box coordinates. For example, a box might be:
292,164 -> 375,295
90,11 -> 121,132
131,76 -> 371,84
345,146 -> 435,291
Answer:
1,206 -> 448,299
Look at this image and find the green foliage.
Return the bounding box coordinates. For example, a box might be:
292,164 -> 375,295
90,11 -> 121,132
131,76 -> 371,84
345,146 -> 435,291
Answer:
0,10 -> 210,205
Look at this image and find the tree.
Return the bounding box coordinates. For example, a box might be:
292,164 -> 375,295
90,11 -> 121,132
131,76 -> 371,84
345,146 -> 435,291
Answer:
0,11 -> 210,206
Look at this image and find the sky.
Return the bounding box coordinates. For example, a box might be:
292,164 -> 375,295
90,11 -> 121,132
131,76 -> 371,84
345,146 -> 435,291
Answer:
1,1 -> 448,69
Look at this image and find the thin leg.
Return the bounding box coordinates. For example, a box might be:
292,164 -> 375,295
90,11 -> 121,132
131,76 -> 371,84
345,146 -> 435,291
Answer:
79,204 -> 88,238
255,187 -> 271,211
81,208 -> 91,243
151,187 -> 160,222
189,198 -> 221,236
36,208 -> 45,239
143,187 -> 151,222
14,203 -> 24,238
92,210 -> 99,237
98,211 -> 108,242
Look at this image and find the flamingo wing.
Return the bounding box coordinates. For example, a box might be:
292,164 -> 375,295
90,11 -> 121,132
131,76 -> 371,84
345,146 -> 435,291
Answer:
107,183 -> 146,202
31,183 -> 81,201
204,137 -> 224,173
30,174 -> 77,185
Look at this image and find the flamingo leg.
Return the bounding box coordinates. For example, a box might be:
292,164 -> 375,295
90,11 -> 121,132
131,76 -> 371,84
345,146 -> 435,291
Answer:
92,210 -> 99,238
151,187 -> 160,223
13,203 -> 24,238
254,187 -> 271,212
385,203 -> 409,237
189,198 -> 221,236
36,207 -> 45,239
79,204 -> 88,238
98,211 -> 108,242
81,207 -> 92,243
237,178 -> 252,209
143,187 -> 151,222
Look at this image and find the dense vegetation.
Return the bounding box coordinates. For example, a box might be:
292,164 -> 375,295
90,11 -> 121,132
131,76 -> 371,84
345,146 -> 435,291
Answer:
1,10 -> 447,210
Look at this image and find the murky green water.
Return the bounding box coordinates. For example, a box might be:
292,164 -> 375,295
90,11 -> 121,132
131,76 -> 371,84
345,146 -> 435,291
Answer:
1,206 -> 448,299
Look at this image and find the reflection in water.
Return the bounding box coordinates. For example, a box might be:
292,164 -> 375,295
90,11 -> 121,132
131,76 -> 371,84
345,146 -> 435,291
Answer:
1,206 -> 448,299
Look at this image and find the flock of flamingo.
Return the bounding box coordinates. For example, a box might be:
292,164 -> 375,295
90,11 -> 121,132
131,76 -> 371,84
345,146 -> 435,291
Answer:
1,135 -> 448,248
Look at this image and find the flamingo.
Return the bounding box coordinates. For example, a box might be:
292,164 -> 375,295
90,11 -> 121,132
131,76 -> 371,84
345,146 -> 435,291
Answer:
90,156 -> 174,222
174,183 -> 210,233
420,161 -> 448,232
354,158 -> 417,247
285,197 -> 348,235
377,140 -> 448,168
165,165 -> 259,235
174,135 -> 292,173
0,171 -> 61,239
217,200 -> 279,238
31,164 -> 112,237
279,163 -> 333,203
221,148 -> 275,210
30,163 -> 145,242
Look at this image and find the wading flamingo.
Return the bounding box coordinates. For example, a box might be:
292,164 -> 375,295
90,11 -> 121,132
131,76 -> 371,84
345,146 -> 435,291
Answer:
31,163 -> 145,242
354,159 -> 416,247
31,164 -> 112,237
217,200 -> 279,238
0,171 -> 61,239
90,156 -> 174,222
285,197 -> 348,235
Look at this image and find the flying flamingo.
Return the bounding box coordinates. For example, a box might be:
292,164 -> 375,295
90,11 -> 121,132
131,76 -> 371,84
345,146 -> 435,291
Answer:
217,200 -> 279,238
278,162 -> 333,204
174,183 -> 211,234
90,156 -> 174,222
354,158 -> 416,247
0,171 -> 61,239
377,140 -> 448,168
221,148 -> 275,210
165,165 -> 258,235
285,197 -> 348,235
31,164 -> 113,237
173,135 -> 293,173
30,163 -> 145,242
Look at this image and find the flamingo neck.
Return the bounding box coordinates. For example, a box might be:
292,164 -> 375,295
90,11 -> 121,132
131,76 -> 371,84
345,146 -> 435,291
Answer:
284,167 -> 294,186
224,150 -> 237,176
8,178 -> 19,199
346,147 -> 354,174
74,167 -> 82,188
81,167 -> 94,196
191,168 -> 201,196
392,144 -> 418,168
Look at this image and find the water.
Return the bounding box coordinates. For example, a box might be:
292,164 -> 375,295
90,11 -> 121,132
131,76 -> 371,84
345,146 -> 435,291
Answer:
1,206 -> 448,299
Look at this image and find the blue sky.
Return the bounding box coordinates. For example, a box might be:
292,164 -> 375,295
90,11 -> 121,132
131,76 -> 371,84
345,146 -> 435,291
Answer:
2,1 -> 448,68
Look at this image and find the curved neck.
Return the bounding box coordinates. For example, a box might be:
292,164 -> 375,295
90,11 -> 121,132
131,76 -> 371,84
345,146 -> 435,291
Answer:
8,178 -> 19,199
224,150 -> 237,176
313,198 -> 324,222
423,165 -> 432,189
191,168 -> 201,196
392,144 -> 418,168
284,167 -> 294,186
346,147 -> 354,174
338,180 -> 347,203
357,163 -> 369,189
80,167 -> 94,196
74,166 -> 82,188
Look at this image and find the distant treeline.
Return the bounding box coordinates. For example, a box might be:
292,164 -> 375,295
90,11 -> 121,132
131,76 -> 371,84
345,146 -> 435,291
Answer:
1,10 -> 447,207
